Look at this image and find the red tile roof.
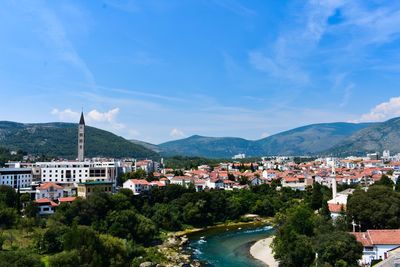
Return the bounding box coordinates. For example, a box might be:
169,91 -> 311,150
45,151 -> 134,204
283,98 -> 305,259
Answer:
58,197 -> 76,203
35,198 -> 58,207
37,182 -> 63,190
352,230 -> 400,246
129,179 -> 150,185
328,203 -> 346,213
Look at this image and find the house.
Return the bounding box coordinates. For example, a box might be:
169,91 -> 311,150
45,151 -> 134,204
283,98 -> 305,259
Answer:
35,198 -> 58,215
206,178 -> 224,189
123,179 -> 150,195
170,176 -> 194,187
352,229 -> 400,265
77,181 -> 113,198
223,179 -> 238,190
249,176 -> 264,186
35,182 -> 64,200
194,179 -> 206,192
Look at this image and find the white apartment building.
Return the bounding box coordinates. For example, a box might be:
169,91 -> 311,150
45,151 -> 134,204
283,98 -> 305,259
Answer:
37,161 -> 117,186
0,168 -> 32,188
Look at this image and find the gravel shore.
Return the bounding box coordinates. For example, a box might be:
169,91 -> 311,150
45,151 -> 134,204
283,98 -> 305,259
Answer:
249,237 -> 279,267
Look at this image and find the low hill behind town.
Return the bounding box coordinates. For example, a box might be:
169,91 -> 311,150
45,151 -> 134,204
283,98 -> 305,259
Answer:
0,121 -> 158,159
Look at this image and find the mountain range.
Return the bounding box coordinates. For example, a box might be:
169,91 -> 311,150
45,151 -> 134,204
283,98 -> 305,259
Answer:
158,122 -> 374,158
1,117 -> 400,159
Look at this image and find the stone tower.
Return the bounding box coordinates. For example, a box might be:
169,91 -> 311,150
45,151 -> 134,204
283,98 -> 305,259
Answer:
331,165 -> 337,198
78,112 -> 85,161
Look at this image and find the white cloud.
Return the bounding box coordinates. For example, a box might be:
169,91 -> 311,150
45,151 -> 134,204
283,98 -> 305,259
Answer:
170,128 -> 186,139
356,97 -> 400,122
51,108 -> 80,121
260,132 -> 270,138
87,108 -> 120,122
51,107 -> 126,132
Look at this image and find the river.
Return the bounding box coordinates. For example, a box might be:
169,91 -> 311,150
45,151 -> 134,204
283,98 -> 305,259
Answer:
186,224 -> 274,267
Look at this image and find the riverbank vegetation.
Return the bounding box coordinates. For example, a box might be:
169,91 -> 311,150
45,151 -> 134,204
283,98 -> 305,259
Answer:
0,183 -> 304,266
0,179 -> 381,266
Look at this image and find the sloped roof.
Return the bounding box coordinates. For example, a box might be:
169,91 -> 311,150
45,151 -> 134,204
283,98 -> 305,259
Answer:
37,182 -> 63,190
352,230 -> 400,246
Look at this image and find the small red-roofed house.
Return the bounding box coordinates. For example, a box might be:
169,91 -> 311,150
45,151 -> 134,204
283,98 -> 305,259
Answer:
351,230 -> 400,265
123,179 -> 150,195
35,198 -> 58,215
35,182 -> 64,200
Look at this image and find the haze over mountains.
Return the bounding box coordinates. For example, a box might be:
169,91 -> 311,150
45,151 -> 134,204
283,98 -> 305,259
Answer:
1,118 -> 400,159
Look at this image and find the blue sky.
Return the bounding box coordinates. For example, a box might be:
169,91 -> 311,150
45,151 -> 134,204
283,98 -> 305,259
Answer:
1,0 -> 400,144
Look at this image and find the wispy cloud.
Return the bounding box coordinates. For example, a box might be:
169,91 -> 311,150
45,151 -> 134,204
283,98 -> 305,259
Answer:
354,97 -> 400,122
248,0 -> 343,85
170,128 -> 186,139
31,2 -> 96,86
51,108 -> 80,121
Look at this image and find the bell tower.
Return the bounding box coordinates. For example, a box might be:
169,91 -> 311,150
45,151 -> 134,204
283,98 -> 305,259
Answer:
78,112 -> 85,161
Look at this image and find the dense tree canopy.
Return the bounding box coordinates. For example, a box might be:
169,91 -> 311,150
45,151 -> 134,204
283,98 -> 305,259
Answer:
347,185 -> 400,230
272,204 -> 362,267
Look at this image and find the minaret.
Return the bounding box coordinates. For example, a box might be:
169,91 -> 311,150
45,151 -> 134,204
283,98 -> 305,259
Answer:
331,165 -> 337,198
78,112 -> 85,162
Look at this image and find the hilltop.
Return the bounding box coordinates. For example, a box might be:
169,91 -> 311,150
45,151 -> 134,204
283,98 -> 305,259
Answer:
0,121 -> 158,159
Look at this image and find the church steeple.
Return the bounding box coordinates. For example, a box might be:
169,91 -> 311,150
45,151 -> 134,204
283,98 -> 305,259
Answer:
79,112 -> 85,125
78,112 -> 85,161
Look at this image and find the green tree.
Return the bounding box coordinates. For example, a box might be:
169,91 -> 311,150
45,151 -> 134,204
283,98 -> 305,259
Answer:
375,174 -> 394,187
314,230 -> 363,266
0,250 -> 43,267
0,206 -> 17,228
0,185 -> 16,208
272,205 -> 316,267
395,176 -> 400,192
310,182 -> 324,210
347,186 -> 400,230
48,250 -> 80,267
36,225 -> 68,254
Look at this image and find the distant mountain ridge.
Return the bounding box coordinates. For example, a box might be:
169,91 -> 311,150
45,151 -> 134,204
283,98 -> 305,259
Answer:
324,117 -> 400,156
2,118 -> 399,159
0,121 -> 158,159
158,122 -> 376,158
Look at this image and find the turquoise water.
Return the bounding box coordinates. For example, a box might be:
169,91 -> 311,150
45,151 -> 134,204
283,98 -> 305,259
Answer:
187,224 -> 274,267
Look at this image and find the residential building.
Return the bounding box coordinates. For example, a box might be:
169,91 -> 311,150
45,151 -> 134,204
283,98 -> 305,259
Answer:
0,167 -> 32,189
35,182 -> 64,200
35,198 -> 58,215
123,179 -> 150,195
352,229 -> 400,265
77,181 -> 113,198
38,161 -> 117,186
170,176 -> 194,187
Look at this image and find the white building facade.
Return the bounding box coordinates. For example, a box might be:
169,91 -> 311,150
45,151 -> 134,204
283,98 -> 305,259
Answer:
0,168 -> 32,188
37,161 -> 117,186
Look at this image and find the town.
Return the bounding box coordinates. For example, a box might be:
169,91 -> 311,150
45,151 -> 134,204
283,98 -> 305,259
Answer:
1,114 -> 400,266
